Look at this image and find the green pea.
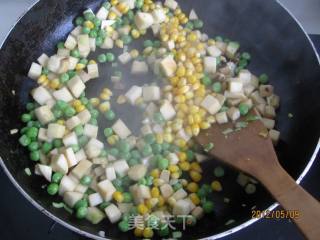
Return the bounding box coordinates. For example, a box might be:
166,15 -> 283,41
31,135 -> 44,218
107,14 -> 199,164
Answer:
90,109 -> 99,119
138,178 -> 147,185
41,67 -> 49,75
97,54 -> 107,63
75,16 -> 84,26
197,188 -> 207,198
145,176 -> 153,186
241,52 -> 251,61
122,192 -> 132,203
84,12 -> 95,21
71,144 -> 80,153
259,73 -> 269,84
26,102 -> 35,111
135,0 -> 144,9
212,82 -> 222,93
118,220 -> 129,232
214,166 -> 225,178
93,17 -> 101,27
186,149 -> 194,161
153,112 -> 164,124
153,40 -> 161,48
21,113 -> 32,123
52,172 -> 64,183
238,59 -> 248,68
28,142 -> 39,151
185,21 -> 194,30
30,150 -> 40,161
118,140 -> 130,153
122,35 -> 132,45
26,127 -> 38,139
143,39 -> 153,48
105,53 -> 115,62
19,135 -> 31,147
80,175 -> 92,186
71,49 -> 81,58
193,19 -> 204,29
99,149 -> 108,157
57,42 -> 65,49
142,144 -> 152,157
151,143 -> 162,154
88,29 -> 97,38
53,109 -> 63,118
103,128 -> 113,137
158,225 -> 169,237
161,142 -> 170,151
89,118 -> 98,125
201,75 -> 212,86
80,96 -> 89,105
74,125 -> 84,136
127,10 -> 134,20
112,179 -> 122,189
202,200 -> 214,213
102,1 -> 111,9
67,70 -> 77,79
47,183 -> 59,195
127,158 -> 139,167
109,148 -> 119,157
119,152 -> 131,161
74,199 -> 88,210
59,73 -> 69,84
76,206 -> 88,219
53,139 -> 63,148
239,103 -> 250,116
157,158 -> 169,170
98,29 -> 107,38
105,110 -> 115,120
130,150 -> 141,159
64,107 -> 76,118
42,142 -> 53,154
79,58 -> 88,65
173,182 -> 182,191
55,100 -> 68,110
78,135 -> 89,147
144,133 -> 156,144
95,36 -> 103,46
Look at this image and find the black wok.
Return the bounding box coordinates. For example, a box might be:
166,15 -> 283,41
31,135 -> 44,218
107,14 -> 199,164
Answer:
0,0 -> 319,239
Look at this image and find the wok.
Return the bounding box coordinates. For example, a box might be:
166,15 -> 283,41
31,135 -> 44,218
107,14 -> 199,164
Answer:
0,0 -> 319,239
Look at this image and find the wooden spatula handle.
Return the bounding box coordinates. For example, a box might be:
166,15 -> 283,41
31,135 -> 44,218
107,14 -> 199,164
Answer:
258,162 -> 320,240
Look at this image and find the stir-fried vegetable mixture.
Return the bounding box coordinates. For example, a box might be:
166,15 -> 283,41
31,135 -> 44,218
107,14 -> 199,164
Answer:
19,0 -> 281,238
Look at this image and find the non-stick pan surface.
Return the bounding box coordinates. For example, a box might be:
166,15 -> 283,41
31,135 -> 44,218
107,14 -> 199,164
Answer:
0,0 -> 319,239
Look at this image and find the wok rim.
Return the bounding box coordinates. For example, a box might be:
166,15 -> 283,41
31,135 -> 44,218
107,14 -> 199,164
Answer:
0,0 -> 319,239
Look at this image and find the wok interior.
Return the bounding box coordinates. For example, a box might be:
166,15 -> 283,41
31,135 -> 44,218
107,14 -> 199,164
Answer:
0,0 -> 319,239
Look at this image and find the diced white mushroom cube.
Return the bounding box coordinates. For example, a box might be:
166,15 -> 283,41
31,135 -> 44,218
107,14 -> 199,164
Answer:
101,37 -> 114,49
229,81 -> 243,93
71,159 -> 92,179
207,46 -> 222,57
134,12 -> 154,30
189,9 -> 198,20
77,34 -> 90,57
160,184 -> 174,199
160,170 -> 170,183
238,70 -> 252,84
83,124 -> 98,138
216,111 -> 228,124
105,166 -> 117,181
160,55 -> 177,77
63,192 -> 83,207
261,118 -> 275,129
105,204 -> 122,223
152,9 -> 166,23
37,54 -> 49,66
88,193 -> 104,207
77,109 -> 91,124
65,34 -> 77,50
87,63 -> 99,78
63,132 -> 78,147
47,123 -> 66,139
47,55 -> 61,73
32,86 -> 53,105
201,95 -> 221,115
203,57 -> 217,73
164,0 -> 178,10
118,52 -> 132,64
172,188 -> 188,201
65,116 -> 81,130
227,107 -> 240,121
97,179 -> 116,201
28,62 -> 42,80
96,6 -> 109,20
160,101 -> 176,120
63,147 -> 79,168
85,138 -> 104,159
67,75 -> 86,98
53,87 -> 74,102
37,164 -> 52,182
264,105 -> 276,119
269,129 -> 280,145
68,56 -> 79,70
38,128 -> 49,142
51,154 -> 69,175
79,70 -> 91,83
113,160 -> 129,176
35,105 -> 54,125
131,60 -> 149,74
112,119 -> 132,139
142,86 -> 161,102
172,199 -> 192,215
167,153 -> 179,165
192,206 -> 204,219
125,85 -> 142,105
59,175 -> 77,196
75,149 -> 87,162
177,129 -> 192,142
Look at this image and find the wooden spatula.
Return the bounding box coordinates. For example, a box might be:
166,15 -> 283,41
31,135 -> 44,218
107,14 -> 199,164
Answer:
196,114 -> 320,240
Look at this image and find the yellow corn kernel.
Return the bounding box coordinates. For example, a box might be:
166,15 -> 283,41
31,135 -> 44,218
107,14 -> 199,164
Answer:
151,187 -> 160,198
174,8 -> 181,15
143,227 -> 154,238
75,104 -> 85,113
107,135 -> 119,145
191,124 -> 200,136
153,178 -> 162,187
179,161 -> 190,171
176,111 -> 185,119
108,11 -> 117,20
207,116 -> 216,124
200,121 -> 211,129
75,63 -> 85,71
98,101 -> 110,112
168,165 -> 179,173
102,88 -> 112,95
185,126 -> 193,136
142,5 -> 149,12
188,115 -> 194,125
161,34 -> 169,42
130,49 -> 139,59
171,171 -> 180,179
116,2 -> 129,14
72,99 -> 82,107
174,95 -> 186,103
199,108 -> 207,117
139,28 -> 147,35
189,193 -> 201,205
84,20 -> 94,29
185,91 -> 194,99
134,228 -> 144,237
163,133 -> 173,143
158,196 -> 165,207
192,82 -> 201,90
90,98 -> 100,106
187,32 -> 198,42
88,60 -> 96,64
178,152 -> 187,162
49,79 -> 60,89
115,39 -> 124,48
154,133 -> 163,144
57,120 -> 65,125
117,95 -> 126,104
187,182 -> 199,193
131,29 -> 140,39
150,169 -> 160,178
190,162 -> 202,172
195,64 -> 204,73
180,16 -> 188,24
193,114 -> 202,124
211,180 -> 223,192
137,203 -> 149,215
113,191 -> 124,202
208,39 -> 216,45
37,75 -> 48,84
176,66 -> 186,77
190,170 -> 202,182
110,0 -> 118,6
187,75 -> 197,84
100,92 -> 111,100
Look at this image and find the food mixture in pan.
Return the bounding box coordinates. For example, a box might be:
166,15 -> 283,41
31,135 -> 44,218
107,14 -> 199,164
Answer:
17,0 -> 281,238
